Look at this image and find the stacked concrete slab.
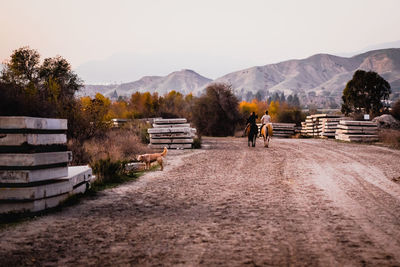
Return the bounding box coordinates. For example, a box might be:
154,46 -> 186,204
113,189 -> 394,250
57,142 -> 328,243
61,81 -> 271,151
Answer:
271,123 -> 296,138
335,120 -> 379,142
319,117 -> 351,138
300,122 -> 307,136
302,114 -> 344,137
305,116 -> 317,136
148,118 -> 196,149
0,116 -> 92,214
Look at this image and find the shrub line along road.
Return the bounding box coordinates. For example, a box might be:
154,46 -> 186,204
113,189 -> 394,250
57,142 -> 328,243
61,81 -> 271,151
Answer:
1,137 -> 400,266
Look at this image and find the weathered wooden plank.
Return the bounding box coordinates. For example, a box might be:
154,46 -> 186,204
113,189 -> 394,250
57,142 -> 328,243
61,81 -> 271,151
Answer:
0,133 -> 67,146
0,167 -> 68,183
0,116 -> 67,130
0,151 -> 71,167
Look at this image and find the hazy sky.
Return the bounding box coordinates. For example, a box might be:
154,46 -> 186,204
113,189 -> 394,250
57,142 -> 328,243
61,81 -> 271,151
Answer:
1,0 -> 400,83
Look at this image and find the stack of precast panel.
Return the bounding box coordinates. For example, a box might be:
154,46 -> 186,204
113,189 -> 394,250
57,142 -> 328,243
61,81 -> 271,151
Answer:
271,123 -> 296,138
0,116 -> 92,214
303,114 -> 343,137
305,116 -> 317,136
335,120 -> 379,142
148,118 -> 196,149
320,117 -> 351,138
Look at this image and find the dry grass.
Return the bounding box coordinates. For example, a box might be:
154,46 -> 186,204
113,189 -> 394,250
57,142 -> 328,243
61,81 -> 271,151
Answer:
84,128 -> 149,162
378,129 -> 400,149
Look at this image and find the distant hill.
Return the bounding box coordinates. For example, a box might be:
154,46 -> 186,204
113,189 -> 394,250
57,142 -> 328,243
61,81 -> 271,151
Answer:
81,69 -> 211,99
195,48 -> 400,107
81,48 -> 400,107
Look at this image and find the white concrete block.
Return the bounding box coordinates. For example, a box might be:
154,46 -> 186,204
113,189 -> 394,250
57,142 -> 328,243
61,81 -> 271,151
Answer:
0,133 -> 66,146
152,123 -> 190,128
0,166 -> 92,201
0,116 -> 67,130
0,167 -> 68,183
0,182 -> 88,214
0,151 -> 71,166
150,133 -> 195,139
148,127 -> 192,134
0,179 -> 72,201
150,138 -> 193,144
153,118 -> 187,124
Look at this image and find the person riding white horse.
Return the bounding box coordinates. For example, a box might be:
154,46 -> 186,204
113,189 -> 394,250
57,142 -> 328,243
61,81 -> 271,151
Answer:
259,110 -> 271,137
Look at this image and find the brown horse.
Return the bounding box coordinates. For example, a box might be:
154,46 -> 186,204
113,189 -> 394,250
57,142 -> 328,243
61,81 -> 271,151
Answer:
261,123 -> 273,147
245,123 -> 258,147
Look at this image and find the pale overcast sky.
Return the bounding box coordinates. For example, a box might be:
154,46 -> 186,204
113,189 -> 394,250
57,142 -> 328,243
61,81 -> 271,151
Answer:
1,0 -> 400,83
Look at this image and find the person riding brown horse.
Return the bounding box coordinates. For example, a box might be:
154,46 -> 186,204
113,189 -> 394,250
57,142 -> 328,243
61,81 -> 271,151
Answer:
245,112 -> 258,147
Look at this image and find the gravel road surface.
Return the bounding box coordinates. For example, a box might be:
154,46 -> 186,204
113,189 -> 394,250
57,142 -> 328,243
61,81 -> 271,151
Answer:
1,137 -> 400,266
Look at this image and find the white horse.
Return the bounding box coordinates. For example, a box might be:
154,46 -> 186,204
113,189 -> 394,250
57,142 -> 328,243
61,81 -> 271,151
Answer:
261,123 -> 273,147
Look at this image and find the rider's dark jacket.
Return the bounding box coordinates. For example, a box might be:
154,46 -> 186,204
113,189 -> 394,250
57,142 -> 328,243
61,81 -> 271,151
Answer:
247,114 -> 257,125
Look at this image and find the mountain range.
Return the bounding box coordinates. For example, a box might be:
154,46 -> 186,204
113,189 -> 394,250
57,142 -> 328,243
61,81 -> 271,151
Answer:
82,48 -> 400,108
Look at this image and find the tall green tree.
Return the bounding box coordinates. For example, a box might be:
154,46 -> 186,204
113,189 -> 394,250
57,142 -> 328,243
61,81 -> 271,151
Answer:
341,70 -> 391,116
192,83 -> 241,136
0,47 -> 82,117
1,46 -> 40,88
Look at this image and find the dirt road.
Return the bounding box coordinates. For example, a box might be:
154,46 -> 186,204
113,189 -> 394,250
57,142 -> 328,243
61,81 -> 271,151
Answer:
1,137 -> 400,266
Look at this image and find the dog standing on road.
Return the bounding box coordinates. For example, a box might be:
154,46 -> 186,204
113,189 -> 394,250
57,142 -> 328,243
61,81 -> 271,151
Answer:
137,147 -> 168,171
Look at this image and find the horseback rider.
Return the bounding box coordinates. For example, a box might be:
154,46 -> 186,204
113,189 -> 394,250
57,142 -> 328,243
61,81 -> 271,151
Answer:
260,110 -> 271,136
245,111 -> 258,135
247,111 -> 258,125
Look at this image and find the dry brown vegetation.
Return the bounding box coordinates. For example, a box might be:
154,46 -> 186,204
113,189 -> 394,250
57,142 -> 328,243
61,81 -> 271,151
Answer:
84,128 -> 149,162
379,129 -> 400,149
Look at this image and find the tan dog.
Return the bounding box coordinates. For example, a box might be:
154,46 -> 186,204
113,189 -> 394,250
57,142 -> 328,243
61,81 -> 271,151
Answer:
137,147 -> 168,171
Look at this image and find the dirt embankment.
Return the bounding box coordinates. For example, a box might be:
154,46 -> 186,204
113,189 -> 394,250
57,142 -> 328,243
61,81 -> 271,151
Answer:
1,137 -> 400,266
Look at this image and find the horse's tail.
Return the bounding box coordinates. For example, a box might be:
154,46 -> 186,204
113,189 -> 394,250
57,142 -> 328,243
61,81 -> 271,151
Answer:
268,123 -> 273,137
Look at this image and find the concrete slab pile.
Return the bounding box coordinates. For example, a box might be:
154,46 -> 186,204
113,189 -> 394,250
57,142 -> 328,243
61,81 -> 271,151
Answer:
0,116 -> 93,214
335,120 -> 379,142
301,114 -> 349,138
148,118 -> 197,149
271,123 -> 296,138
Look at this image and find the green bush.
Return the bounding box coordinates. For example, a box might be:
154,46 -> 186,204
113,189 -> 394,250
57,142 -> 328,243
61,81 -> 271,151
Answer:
91,158 -> 125,184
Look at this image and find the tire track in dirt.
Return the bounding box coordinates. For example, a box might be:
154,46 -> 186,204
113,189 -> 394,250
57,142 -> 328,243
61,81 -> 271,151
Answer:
277,139 -> 400,265
0,137 -> 399,266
